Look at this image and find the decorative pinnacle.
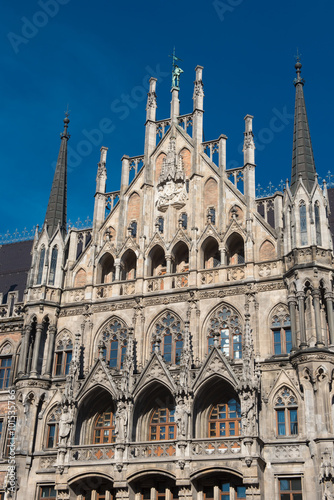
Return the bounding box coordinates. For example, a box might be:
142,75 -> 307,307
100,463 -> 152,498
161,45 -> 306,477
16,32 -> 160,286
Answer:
62,106 -> 70,138
293,50 -> 305,86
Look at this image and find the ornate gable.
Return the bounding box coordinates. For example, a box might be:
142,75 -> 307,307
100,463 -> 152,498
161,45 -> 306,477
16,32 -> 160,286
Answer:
133,352 -> 177,397
76,359 -> 119,403
193,347 -> 238,393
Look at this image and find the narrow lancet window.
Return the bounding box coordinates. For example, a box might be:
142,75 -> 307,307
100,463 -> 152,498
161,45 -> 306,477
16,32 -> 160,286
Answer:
299,202 -> 308,245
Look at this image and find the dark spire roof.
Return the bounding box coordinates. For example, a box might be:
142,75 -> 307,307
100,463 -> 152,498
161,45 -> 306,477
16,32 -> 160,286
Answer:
44,114 -> 70,237
290,58 -> 316,194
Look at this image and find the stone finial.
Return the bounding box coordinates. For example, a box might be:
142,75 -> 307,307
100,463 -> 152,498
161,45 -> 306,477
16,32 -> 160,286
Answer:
243,114 -> 255,165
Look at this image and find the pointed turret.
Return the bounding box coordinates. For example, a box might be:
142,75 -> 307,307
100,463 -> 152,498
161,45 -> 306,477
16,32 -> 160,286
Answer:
44,114 -> 70,237
290,58 -> 316,194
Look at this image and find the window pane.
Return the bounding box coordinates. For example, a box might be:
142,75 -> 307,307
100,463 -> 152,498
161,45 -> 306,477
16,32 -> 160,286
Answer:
289,409 -> 298,435
109,340 -> 118,368
285,329 -> 292,353
279,479 -> 289,491
277,410 -> 286,435
65,351 -> 72,375
237,486 -> 246,498
291,478 -> 301,490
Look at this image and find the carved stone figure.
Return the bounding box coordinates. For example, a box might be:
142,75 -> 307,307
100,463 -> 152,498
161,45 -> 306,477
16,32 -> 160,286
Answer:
241,392 -> 256,436
58,405 -> 73,447
115,402 -> 128,442
175,399 -> 190,438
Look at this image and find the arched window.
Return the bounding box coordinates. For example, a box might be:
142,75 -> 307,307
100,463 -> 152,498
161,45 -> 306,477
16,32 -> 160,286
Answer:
54,336 -> 73,376
208,305 -> 242,359
226,233 -> 245,265
202,237 -> 220,269
299,202 -> 308,245
36,246 -> 45,285
0,343 -> 12,389
274,386 -> 298,436
271,310 -> 291,355
149,407 -> 176,440
100,319 -> 127,369
99,253 -> 115,284
149,245 -> 166,277
45,407 -> 61,449
171,241 -> 189,274
208,399 -> 241,437
120,249 -> 137,280
93,409 -> 116,444
48,246 -> 58,285
152,312 -> 183,365
315,203 -> 322,246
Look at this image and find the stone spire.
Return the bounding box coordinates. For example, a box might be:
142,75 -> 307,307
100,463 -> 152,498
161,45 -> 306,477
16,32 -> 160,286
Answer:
44,113 -> 70,237
290,58 -> 316,194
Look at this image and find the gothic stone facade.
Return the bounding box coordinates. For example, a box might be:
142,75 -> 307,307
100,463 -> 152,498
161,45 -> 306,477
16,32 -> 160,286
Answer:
1,64 -> 334,500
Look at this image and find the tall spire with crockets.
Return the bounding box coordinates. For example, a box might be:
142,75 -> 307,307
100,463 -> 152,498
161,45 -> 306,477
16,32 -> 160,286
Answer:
290,55 -> 316,194
44,113 -> 70,237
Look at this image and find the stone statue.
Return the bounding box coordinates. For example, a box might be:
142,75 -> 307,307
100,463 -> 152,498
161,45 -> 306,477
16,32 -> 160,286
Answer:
241,392 -> 256,436
175,399 -> 190,438
115,402 -> 128,442
58,405 -> 73,447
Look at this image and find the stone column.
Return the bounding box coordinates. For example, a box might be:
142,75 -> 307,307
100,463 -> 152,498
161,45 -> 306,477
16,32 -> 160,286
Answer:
325,292 -> 334,346
288,295 -> 298,350
312,289 -> 324,347
296,291 -> 307,348
115,260 -> 121,281
220,247 -> 226,266
44,326 -> 56,376
166,255 -> 172,274
18,325 -> 31,376
30,324 -> 43,376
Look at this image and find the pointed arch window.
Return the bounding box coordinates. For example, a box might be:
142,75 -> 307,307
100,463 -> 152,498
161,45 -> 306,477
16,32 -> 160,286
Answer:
299,202 -> 308,245
271,312 -> 291,355
48,246 -> 58,285
37,246 -> 45,284
149,407 -> 176,441
101,319 -> 127,369
208,306 -> 242,359
275,386 -> 298,436
152,312 -> 183,365
314,203 -> 322,246
0,344 -> 12,390
54,337 -> 73,376
45,407 -> 61,449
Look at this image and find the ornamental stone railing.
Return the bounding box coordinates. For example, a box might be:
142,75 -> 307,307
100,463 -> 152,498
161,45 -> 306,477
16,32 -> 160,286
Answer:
71,444 -> 115,462
191,437 -> 242,457
129,441 -> 177,459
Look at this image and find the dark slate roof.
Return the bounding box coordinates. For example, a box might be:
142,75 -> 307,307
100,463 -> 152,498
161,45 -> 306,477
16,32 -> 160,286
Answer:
290,62 -> 316,195
44,117 -> 69,237
0,240 -> 32,303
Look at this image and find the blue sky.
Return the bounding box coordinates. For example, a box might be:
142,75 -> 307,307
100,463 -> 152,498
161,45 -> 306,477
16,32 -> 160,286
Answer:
1,0 -> 333,235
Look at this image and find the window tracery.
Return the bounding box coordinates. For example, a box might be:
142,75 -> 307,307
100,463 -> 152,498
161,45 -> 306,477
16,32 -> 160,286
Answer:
152,312 -> 183,365
270,305 -> 291,355
53,333 -> 73,376
208,305 -> 242,359
101,319 -> 128,369
274,386 -> 298,436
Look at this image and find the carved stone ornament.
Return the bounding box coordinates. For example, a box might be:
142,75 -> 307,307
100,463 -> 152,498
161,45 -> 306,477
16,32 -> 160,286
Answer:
156,136 -> 188,211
